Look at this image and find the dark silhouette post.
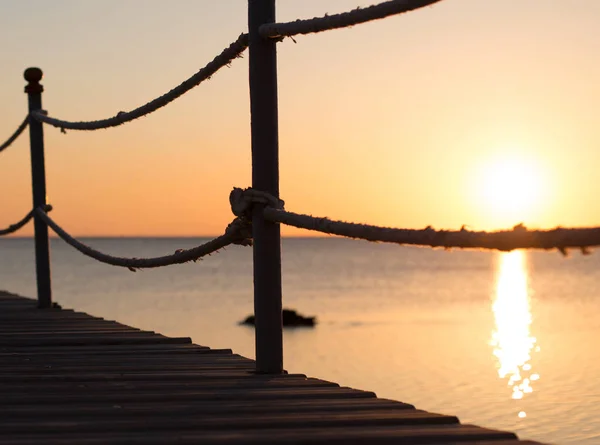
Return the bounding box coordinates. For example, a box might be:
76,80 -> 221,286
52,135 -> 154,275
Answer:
24,67 -> 52,308
248,0 -> 283,373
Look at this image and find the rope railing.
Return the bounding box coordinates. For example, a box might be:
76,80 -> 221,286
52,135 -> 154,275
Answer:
0,116 -> 29,152
259,0 -> 442,38
266,208 -> 600,255
26,187 -> 596,275
0,205 -> 52,236
34,208 -> 252,271
230,187 -> 598,255
30,33 -> 249,131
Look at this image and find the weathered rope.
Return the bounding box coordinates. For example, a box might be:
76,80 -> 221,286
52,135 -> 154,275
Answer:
30,33 -> 249,131
264,208 -> 600,254
0,116 -> 29,152
259,0 -> 442,38
35,208 -> 252,270
0,205 -> 52,236
229,187 -> 599,255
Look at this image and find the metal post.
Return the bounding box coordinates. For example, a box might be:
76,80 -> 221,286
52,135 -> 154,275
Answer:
24,67 -> 52,309
248,0 -> 283,374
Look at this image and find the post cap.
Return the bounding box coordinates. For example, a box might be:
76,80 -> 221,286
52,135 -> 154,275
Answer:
24,67 -> 43,82
24,67 -> 43,93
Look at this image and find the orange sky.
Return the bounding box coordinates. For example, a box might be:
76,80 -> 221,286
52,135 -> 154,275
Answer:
1,1 -> 599,236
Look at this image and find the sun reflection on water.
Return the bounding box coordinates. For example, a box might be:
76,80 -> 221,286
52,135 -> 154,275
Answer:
491,250 -> 539,416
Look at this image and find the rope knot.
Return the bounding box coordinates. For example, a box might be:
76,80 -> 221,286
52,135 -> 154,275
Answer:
225,217 -> 253,246
229,187 -> 284,219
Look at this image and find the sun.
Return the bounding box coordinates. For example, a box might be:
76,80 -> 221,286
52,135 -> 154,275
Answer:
483,159 -> 541,213
473,155 -> 548,228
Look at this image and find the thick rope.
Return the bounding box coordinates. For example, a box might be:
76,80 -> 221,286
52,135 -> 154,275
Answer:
0,205 -> 52,236
0,116 -> 29,152
259,0 -> 442,38
30,34 -> 249,131
264,208 -> 600,254
35,208 -> 252,270
229,187 -> 599,255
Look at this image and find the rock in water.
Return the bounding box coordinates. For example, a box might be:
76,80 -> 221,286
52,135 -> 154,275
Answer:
241,308 -> 316,327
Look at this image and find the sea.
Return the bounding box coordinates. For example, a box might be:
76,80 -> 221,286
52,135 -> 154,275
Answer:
1,237 -> 599,445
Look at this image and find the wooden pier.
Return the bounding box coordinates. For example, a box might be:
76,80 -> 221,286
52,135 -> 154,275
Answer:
0,291 -> 546,445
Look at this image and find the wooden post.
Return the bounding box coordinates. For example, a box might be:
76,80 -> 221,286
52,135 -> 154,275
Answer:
24,67 -> 52,309
248,0 -> 283,374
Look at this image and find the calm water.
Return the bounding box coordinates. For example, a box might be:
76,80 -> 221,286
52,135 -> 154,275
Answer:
2,237 -> 600,444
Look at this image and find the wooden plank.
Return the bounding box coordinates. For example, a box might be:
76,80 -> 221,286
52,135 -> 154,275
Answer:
0,313 -> 97,318
0,363 -> 259,373
0,322 -> 135,330
0,321 -> 143,329
0,318 -> 116,323
0,310 -> 96,316
0,425 -> 519,444
0,354 -> 249,364
0,314 -> 102,321
0,328 -> 160,334
0,328 -> 144,334
0,378 -> 340,394
0,361 -> 257,372
0,335 -> 193,346
0,300 -> 37,307
0,361 -> 257,371
0,370 -> 263,380
0,353 -> 253,364
0,410 -> 459,435
0,387 -> 377,405
0,371 -> 311,382
0,398 -> 416,418
0,344 -> 216,355
0,371 -> 306,381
